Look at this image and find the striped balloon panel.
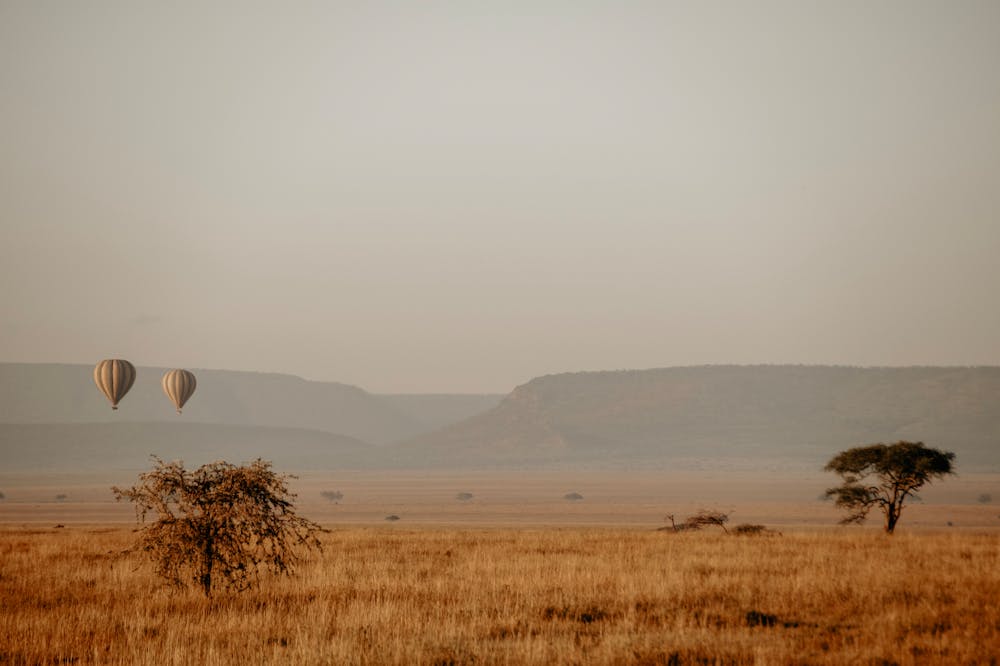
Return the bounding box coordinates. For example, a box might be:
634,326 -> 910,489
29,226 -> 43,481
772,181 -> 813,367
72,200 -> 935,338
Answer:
93,359 -> 136,410
162,369 -> 197,413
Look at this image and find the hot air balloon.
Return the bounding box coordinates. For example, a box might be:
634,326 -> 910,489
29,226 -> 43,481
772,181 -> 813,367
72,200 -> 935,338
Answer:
162,369 -> 197,414
93,359 -> 136,410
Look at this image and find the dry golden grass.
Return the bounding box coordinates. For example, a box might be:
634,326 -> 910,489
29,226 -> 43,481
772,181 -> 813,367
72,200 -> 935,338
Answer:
2,525 -> 999,665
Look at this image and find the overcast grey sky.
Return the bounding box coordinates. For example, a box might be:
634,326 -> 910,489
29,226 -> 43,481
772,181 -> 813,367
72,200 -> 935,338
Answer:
2,1 -> 999,393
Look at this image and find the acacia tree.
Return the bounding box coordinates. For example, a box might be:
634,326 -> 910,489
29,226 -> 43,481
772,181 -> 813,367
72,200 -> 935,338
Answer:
664,510 -> 730,533
114,457 -> 325,596
824,441 -> 955,534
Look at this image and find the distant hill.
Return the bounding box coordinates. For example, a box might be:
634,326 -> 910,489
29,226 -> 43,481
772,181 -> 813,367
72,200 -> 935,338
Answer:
0,364 -> 498,445
0,422 -> 377,472
7,364 -> 998,473
393,366 -> 1000,470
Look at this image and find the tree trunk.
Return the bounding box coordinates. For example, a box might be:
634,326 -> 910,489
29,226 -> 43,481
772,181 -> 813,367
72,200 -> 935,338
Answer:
884,505 -> 899,534
200,537 -> 214,596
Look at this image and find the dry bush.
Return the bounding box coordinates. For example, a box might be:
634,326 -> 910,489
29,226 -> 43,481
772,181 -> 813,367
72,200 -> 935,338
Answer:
663,510 -> 730,533
731,523 -> 769,536
113,458 -> 324,596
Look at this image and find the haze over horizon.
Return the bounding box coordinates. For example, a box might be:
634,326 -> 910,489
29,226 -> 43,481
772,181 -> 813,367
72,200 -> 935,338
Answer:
3,2 -> 999,393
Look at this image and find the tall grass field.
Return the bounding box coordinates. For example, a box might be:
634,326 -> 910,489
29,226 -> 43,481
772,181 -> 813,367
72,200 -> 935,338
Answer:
2,526 -> 998,664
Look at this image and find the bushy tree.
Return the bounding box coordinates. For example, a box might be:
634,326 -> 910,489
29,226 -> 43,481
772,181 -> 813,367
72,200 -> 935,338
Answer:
825,441 -> 955,534
114,457 -> 325,596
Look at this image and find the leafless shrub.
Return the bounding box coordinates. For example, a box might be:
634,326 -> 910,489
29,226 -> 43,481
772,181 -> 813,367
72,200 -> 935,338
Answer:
564,492 -> 584,501
385,515 -> 401,521
113,457 -> 325,597
663,510 -> 731,533
54,494 -> 67,502
661,514 -> 696,532
978,493 -> 992,504
455,492 -> 474,501
320,490 -> 344,503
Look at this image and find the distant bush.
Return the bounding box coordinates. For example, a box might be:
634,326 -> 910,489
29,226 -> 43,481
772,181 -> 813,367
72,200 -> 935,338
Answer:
663,510 -> 730,533
54,494 -> 67,502
978,493 -> 992,504
0,490 -> 5,500
320,490 -> 344,503
564,492 -> 584,501
732,523 -> 766,535
455,492 -> 474,501
732,523 -> 781,536
385,515 -> 400,522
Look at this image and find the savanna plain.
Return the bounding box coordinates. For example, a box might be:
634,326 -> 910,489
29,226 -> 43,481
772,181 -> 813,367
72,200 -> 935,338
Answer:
2,472 -> 999,665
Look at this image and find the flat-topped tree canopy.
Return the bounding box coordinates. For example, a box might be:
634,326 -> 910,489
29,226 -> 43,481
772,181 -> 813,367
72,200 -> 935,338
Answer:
825,441 -> 956,533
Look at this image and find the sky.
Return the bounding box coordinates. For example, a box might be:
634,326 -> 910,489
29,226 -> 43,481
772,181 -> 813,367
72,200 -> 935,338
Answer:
2,1 -> 999,393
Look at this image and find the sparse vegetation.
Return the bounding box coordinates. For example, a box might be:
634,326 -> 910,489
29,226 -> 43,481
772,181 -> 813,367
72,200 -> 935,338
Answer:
825,441 -> 956,534
2,527 -> 998,664
0,490 -> 5,500
385,514 -> 400,521
663,510 -> 731,533
979,493 -> 993,504
563,492 -> 584,501
113,457 -> 324,596
320,490 -> 344,503
455,492 -> 474,501
731,523 -> 780,536
54,494 -> 67,502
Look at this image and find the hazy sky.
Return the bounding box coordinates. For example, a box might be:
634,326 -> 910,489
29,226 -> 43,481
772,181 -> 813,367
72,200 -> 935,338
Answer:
2,1 -> 999,393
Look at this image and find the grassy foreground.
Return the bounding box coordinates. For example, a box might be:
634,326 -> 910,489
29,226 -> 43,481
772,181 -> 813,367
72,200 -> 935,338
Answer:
2,526 -> 998,665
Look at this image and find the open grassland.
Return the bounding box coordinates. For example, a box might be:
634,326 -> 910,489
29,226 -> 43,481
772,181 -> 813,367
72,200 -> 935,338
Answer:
2,526 -> 999,665
3,470 -> 998,528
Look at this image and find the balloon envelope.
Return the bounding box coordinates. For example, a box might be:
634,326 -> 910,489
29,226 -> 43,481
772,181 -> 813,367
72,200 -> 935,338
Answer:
162,369 -> 197,414
93,359 -> 136,410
